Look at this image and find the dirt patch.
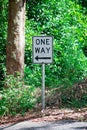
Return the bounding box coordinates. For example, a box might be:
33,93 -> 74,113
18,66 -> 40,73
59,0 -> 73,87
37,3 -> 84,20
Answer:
0,107 -> 87,127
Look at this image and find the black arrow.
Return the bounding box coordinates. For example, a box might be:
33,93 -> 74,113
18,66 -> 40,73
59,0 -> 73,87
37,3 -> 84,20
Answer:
35,56 -> 51,61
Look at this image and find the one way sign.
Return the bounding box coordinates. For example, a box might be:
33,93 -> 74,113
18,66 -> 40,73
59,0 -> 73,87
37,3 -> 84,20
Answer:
32,36 -> 53,64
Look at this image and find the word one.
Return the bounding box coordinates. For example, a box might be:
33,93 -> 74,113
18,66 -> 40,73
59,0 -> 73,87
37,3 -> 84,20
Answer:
32,36 -> 53,64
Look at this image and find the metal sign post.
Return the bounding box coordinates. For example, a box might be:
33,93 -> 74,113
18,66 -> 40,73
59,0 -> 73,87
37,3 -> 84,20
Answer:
42,63 -> 45,110
32,36 -> 53,110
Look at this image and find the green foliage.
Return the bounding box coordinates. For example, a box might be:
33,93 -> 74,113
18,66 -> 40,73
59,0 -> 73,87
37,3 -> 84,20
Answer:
61,82 -> 87,108
0,0 -> 8,88
25,20 -> 42,87
46,82 -> 87,108
82,43 -> 87,57
74,0 -> 87,7
0,75 -> 36,116
0,0 -> 87,117
24,65 -> 41,87
25,0 -> 87,88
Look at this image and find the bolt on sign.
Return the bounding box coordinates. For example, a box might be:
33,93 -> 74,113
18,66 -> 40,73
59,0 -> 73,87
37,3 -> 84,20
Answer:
32,36 -> 53,64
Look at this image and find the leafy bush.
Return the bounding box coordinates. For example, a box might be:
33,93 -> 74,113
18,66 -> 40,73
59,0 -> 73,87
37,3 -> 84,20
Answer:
0,75 -> 36,116
25,0 -> 87,88
61,80 -> 87,108
74,0 -> 87,7
46,79 -> 87,108
0,0 -> 8,88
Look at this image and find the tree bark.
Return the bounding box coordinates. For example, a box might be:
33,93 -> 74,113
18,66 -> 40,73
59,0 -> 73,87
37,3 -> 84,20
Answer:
6,0 -> 26,77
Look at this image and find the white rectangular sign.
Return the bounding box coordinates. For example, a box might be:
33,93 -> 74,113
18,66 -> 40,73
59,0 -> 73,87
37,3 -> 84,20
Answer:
32,36 -> 53,64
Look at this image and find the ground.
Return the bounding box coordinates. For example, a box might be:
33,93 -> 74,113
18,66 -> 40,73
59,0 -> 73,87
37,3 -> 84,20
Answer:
0,80 -> 87,126
0,107 -> 87,127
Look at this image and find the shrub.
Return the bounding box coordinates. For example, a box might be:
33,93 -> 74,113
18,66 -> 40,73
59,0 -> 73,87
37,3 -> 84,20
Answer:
25,0 -> 87,88
0,75 -> 36,116
0,0 -> 8,88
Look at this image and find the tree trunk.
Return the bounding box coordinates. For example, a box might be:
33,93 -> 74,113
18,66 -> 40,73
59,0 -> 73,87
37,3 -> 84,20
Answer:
6,0 -> 26,77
